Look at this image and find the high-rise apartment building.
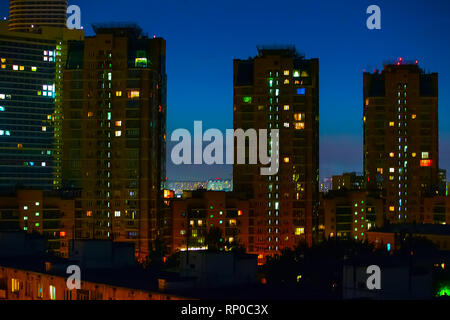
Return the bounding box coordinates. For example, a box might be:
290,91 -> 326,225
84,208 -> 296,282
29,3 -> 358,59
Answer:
62,24 -> 166,259
0,21 -> 83,190
233,46 -> 319,258
8,0 -> 68,32
363,59 -> 439,224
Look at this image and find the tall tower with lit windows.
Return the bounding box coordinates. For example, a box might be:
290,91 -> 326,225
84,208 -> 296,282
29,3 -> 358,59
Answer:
62,24 -> 167,259
363,59 -> 439,224
0,21 -> 83,190
8,0 -> 68,32
233,46 -> 319,261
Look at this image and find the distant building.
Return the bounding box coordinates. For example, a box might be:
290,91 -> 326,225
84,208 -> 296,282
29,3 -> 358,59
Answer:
206,179 -> 232,192
367,224 -> 450,251
61,24 -> 167,260
166,190 -> 250,257
321,189 -> 384,241
422,195 -> 450,224
165,181 -> 207,196
320,177 -> 332,193
233,46 -> 319,255
364,59 -> 440,223
8,0 -> 68,32
0,190 -> 78,257
0,21 -> 83,190
332,172 -> 364,191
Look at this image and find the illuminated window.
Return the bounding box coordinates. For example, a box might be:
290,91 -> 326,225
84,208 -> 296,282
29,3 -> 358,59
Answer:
114,211 -> 121,217
60,231 -> 66,237
294,113 -> 303,121
412,152 -> 417,157
128,90 -> 140,99
377,168 -> 383,174
115,131 -> 122,137
115,121 -> 122,127
420,159 -> 432,167
0,58 -> 5,63
284,70 -> 290,76
86,211 -> 92,217
295,227 -> 305,235
389,168 -> 395,173
1,65 -> 5,69
389,152 -> 395,158
13,65 -> 18,71
115,91 -> 122,97
24,206 -> 28,210
31,66 -> 37,72
87,111 -> 93,118
412,114 -> 417,119
294,122 -> 305,130
389,176 -> 394,181
11,279 -> 20,293
389,122 -> 395,127
284,105 -> 290,111
421,152 -> 429,159
49,285 -> 56,300
42,126 -> 46,132
296,88 -> 305,95
283,157 -> 290,163
283,122 -> 289,128
284,79 -> 290,84
389,206 -> 395,212
35,202 -> 39,206
19,66 -> 24,71
293,70 -> 300,77
242,96 -> 252,103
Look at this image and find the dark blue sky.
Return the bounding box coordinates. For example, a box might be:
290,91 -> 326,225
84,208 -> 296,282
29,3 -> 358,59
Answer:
3,0 -> 449,181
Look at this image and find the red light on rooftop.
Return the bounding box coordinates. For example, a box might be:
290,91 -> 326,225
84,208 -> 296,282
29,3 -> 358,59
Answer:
420,159 -> 432,167
399,57 -> 403,61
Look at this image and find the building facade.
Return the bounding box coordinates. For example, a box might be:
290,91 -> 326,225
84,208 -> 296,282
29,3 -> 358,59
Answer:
363,59 -> 439,224
0,190 -> 78,257
0,21 -> 83,190
167,190 -> 250,257
61,24 -> 166,260
8,0 -> 68,32
321,189 -> 384,241
233,46 -> 319,258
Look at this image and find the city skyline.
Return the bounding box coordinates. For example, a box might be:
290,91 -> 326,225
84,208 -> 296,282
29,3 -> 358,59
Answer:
2,0 -> 449,181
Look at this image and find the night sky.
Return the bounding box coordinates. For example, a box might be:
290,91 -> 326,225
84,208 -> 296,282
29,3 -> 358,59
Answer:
2,0 -> 449,181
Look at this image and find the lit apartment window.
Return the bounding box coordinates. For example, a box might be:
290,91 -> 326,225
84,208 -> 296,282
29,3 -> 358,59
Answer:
115,211 -> 121,217
293,70 -> 300,77
284,70 -> 290,76
13,65 -> 18,71
86,211 -> 92,217
294,122 -> 305,130
115,91 -> 122,97
389,122 -> 395,127
115,121 -> 122,127
128,90 -> 140,99
296,88 -> 305,95
295,227 -> 305,235
389,168 -> 395,173
284,79 -> 290,84
389,152 -> 395,158
389,206 -> 395,212
412,152 -> 417,157
422,152 -> 429,159
283,157 -> 290,163
412,114 -> 417,119
31,66 -> 37,72
49,285 -> 56,300
294,113 -> 303,121
377,168 -> 383,174
115,131 -> 122,137
284,105 -> 290,111
19,66 -> 24,71
11,279 -> 20,293
42,126 -> 46,132
35,202 -> 39,206
24,206 -> 28,210
283,123 -> 289,128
